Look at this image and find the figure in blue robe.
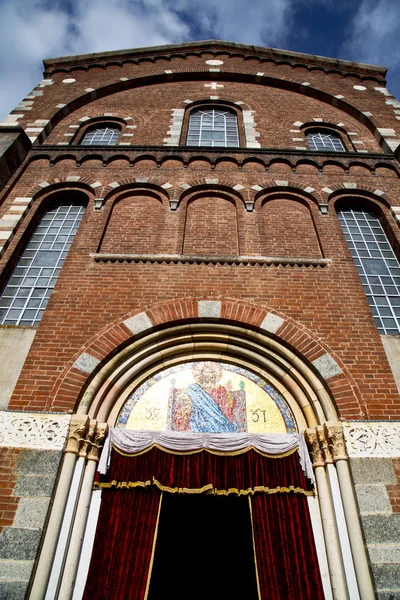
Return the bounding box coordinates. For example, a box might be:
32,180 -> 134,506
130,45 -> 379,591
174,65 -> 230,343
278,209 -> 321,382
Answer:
184,383 -> 238,433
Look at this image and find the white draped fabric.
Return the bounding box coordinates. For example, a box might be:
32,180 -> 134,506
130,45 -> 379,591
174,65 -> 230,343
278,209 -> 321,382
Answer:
99,429 -> 314,483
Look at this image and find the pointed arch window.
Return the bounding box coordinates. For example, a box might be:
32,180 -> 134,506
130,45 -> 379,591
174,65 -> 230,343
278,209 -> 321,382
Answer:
80,125 -> 120,146
337,206 -> 400,334
306,130 -> 345,152
0,200 -> 86,326
187,107 -> 239,147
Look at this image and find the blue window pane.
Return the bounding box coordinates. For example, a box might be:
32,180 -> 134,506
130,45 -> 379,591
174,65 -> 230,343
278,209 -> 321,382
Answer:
338,206 -> 400,334
187,108 -> 239,147
0,203 -> 86,326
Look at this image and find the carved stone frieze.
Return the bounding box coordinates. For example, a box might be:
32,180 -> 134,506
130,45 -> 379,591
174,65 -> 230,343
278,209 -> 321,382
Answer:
0,411 -> 71,450
343,421 -> 400,457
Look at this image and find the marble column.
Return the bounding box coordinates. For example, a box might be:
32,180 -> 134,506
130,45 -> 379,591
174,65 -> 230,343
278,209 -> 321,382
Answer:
58,421 -> 108,600
325,422 -> 375,600
305,428 -> 349,600
29,415 -> 90,600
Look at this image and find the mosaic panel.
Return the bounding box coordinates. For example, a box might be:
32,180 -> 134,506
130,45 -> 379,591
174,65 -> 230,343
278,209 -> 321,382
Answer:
118,361 -> 296,433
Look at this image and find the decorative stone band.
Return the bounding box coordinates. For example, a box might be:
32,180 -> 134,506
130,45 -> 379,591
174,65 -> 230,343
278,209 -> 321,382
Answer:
91,253 -> 331,268
343,421 -> 400,457
0,411 -> 70,449
0,411 -> 108,460
305,421 -> 348,467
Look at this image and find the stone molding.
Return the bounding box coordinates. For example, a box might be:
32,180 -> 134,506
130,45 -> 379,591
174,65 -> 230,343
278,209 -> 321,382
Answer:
91,253 -> 331,268
343,421 -> 400,457
0,411 -> 71,450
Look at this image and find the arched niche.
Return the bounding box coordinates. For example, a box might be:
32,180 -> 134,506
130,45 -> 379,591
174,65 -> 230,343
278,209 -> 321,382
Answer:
100,191 -> 167,254
183,193 -> 239,255
260,195 -> 322,258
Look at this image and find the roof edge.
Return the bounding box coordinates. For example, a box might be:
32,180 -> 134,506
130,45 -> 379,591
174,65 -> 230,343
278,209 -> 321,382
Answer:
43,39 -> 387,76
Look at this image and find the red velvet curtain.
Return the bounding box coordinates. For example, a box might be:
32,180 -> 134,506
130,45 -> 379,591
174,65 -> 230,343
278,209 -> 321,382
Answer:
83,447 -> 324,600
99,446 -> 314,495
252,494 -> 325,599
82,486 -> 160,600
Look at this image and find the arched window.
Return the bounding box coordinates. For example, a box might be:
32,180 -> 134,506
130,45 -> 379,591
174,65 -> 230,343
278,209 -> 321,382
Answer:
0,199 -> 86,326
337,206 -> 400,334
187,107 -> 239,147
80,125 -> 120,146
306,130 -> 345,152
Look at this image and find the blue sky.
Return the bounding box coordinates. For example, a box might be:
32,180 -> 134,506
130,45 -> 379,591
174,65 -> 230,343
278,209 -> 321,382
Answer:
0,0 -> 399,120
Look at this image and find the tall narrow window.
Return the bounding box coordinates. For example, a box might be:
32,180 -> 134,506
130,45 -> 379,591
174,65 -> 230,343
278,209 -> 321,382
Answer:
338,206 -> 400,334
80,125 -> 120,146
0,201 -> 86,326
187,107 -> 239,147
306,130 -> 345,152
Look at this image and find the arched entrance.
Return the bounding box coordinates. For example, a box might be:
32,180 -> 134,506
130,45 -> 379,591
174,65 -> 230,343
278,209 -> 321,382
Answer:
29,319 -> 375,600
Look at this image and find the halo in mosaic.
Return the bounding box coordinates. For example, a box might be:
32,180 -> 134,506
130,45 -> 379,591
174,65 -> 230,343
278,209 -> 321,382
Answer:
117,361 -> 297,433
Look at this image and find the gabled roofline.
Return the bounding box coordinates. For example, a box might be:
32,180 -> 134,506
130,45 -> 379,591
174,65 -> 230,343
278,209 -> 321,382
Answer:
43,39 -> 387,78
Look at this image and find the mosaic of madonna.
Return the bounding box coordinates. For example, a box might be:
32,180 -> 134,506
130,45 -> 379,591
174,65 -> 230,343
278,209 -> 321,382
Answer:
117,361 -> 297,434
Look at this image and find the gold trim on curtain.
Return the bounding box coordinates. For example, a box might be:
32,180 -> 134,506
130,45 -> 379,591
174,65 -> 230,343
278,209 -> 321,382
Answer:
143,492 -> 163,600
249,496 -> 262,600
94,477 -> 314,496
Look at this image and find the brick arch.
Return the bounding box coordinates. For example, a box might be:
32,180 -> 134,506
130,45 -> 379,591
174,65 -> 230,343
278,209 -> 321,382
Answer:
101,179 -> 171,202
38,70 -> 388,151
328,188 -> 400,232
177,182 -> 245,210
324,183 -> 390,205
28,177 -> 102,199
50,297 -> 362,420
251,181 -> 322,207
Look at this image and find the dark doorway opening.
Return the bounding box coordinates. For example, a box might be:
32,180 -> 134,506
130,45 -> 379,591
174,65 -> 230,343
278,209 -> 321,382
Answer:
147,493 -> 259,600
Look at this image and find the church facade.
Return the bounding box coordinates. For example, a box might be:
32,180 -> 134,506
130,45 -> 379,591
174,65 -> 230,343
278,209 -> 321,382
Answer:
0,40 -> 400,599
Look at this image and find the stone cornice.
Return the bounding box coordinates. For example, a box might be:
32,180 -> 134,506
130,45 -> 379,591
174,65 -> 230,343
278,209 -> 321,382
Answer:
29,145 -> 397,173
43,40 -> 387,80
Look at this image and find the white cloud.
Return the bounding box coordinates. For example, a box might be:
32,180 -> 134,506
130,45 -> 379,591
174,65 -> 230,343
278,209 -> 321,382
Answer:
341,0 -> 400,98
0,0 -> 293,120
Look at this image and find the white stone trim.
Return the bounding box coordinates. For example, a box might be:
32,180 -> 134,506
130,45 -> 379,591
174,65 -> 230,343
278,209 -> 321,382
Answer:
198,300 -> 221,319
0,411 -> 70,450
124,311 -> 153,335
242,110 -> 261,149
163,108 -> 185,146
344,422 -> 400,457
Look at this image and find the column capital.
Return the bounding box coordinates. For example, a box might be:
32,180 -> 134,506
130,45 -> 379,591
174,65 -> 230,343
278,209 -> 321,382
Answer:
317,425 -> 333,464
65,414 -> 90,455
79,419 -> 97,458
305,428 -> 325,467
87,422 -> 108,462
324,421 -> 348,462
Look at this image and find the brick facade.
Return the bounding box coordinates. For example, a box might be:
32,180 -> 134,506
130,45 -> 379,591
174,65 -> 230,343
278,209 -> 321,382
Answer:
1,40 -> 400,599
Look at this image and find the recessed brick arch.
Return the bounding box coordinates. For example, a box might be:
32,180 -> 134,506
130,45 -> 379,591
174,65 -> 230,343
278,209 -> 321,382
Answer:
49,297 -> 362,420
101,179 -> 172,202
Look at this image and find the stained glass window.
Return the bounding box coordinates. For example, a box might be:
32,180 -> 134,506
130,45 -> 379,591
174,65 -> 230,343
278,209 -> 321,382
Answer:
0,202 -> 86,326
306,130 -> 345,152
337,207 -> 400,334
81,126 -> 120,146
187,108 -> 239,147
